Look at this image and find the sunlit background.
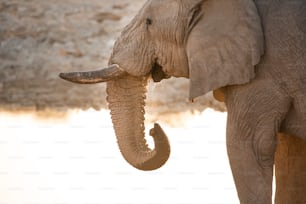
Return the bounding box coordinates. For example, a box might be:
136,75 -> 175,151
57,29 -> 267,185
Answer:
0,108 -> 240,204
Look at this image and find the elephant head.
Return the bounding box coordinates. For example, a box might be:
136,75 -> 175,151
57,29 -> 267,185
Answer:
59,0 -> 264,170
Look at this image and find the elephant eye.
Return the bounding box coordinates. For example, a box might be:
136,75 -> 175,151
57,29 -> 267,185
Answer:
146,18 -> 152,26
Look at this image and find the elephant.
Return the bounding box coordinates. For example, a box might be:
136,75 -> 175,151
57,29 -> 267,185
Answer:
59,0 -> 306,203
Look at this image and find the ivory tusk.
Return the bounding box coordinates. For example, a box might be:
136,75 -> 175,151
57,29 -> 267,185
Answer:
59,64 -> 126,84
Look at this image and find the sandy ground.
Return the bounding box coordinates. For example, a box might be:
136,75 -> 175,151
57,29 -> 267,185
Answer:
0,0 -> 143,110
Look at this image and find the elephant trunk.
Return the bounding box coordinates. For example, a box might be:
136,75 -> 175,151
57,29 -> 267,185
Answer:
106,75 -> 170,171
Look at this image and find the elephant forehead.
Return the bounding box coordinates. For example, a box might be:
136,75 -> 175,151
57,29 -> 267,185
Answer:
145,0 -> 180,20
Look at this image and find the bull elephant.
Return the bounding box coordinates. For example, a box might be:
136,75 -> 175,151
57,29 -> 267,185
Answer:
59,0 -> 306,203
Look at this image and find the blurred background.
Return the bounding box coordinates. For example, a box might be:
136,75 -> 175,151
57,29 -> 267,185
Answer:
0,0 -> 239,203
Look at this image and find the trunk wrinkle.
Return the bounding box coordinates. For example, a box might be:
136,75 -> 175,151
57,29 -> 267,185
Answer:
106,75 -> 170,170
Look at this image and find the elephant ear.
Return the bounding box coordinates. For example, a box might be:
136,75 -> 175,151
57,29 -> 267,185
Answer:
186,0 -> 264,100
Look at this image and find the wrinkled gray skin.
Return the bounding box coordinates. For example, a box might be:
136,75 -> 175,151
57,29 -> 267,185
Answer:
60,0 -> 306,203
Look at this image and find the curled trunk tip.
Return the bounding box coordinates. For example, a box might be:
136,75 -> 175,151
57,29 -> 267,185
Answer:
138,123 -> 171,171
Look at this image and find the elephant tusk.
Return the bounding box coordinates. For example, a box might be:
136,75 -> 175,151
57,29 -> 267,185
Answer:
59,64 -> 126,84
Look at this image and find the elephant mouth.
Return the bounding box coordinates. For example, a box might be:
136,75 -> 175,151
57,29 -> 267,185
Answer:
151,62 -> 170,82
